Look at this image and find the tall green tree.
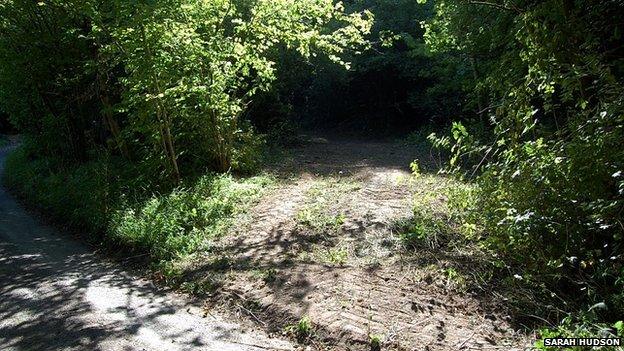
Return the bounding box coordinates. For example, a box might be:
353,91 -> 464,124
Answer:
0,0 -> 100,160
0,0 -> 372,178
109,0 -> 372,177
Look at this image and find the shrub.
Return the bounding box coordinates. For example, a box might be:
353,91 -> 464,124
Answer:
424,0 -> 624,330
110,174 -> 273,263
3,145 -> 273,267
535,311 -> 623,351
3,146 -> 110,234
400,174 -> 476,249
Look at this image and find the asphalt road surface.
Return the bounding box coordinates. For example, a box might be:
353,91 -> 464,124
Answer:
0,144 -> 292,351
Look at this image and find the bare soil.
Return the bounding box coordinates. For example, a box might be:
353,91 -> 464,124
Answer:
187,135 -> 532,350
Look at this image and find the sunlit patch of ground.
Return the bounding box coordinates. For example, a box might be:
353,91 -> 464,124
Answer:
184,135 -> 532,350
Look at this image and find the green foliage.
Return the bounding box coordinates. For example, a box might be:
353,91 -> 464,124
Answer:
0,0 -> 373,287
297,207 -> 345,232
318,246 -> 349,266
403,124 -> 438,147
442,267 -> 466,290
284,315 -> 313,341
409,159 -> 421,176
250,268 -> 278,283
425,0 -> 624,330
3,144 -> 273,267
400,175 -> 476,249
0,0 -> 372,178
298,0 -> 464,133
0,0 -> 99,161
230,124 -> 267,174
369,333 -> 383,350
3,146 -> 110,234
111,173 -> 273,263
296,179 -> 357,232
535,311 -> 623,351
109,0 -> 370,174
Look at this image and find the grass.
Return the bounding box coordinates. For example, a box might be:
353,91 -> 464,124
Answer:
250,268 -> 278,283
296,207 -> 345,232
369,334 -> 383,350
2,147 -> 111,233
535,314 -> 624,351
397,174 -> 476,250
2,145 -> 274,277
295,178 -> 359,232
285,316 -> 313,341
298,244 -> 350,266
111,174 -> 273,264
443,267 -> 467,291
316,245 -> 349,265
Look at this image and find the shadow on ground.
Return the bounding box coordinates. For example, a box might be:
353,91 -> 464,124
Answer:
0,145 -> 292,351
267,134 -> 441,178
182,136 -> 530,350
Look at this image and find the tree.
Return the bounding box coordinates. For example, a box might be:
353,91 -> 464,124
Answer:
0,0 -> 372,178
109,0 -> 372,177
425,0 -> 624,322
0,0 -> 100,160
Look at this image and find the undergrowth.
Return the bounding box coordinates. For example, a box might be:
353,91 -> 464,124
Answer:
403,153 -> 624,346
399,171 -> 477,250
2,145 -> 273,277
296,178 -> 359,232
415,120 -> 624,345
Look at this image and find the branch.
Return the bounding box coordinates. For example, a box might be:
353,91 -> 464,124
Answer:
466,1 -> 523,14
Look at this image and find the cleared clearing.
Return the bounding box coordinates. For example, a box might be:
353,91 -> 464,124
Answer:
185,135 -> 532,350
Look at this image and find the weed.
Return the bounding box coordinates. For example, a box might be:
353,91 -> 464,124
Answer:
297,316 -> 312,336
535,312 -> 624,351
296,178 -> 358,232
369,334 -> 383,350
179,279 -> 219,295
263,268 -> 278,282
286,316 -> 313,341
443,267 -> 466,290
2,147 -> 111,234
296,206 -> 345,232
110,174 -> 273,263
410,159 -> 421,176
303,245 -> 350,266
399,175 -> 476,249
251,268 -> 278,283
324,246 -> 349,266
403,125 -> 437,147
3,145 -> 274,269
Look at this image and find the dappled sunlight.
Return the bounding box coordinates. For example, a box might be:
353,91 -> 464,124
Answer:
179,137 -> 531,350
0,152 -> 293,351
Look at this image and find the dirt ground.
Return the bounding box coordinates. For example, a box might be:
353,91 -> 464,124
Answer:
186,135 -> 533,350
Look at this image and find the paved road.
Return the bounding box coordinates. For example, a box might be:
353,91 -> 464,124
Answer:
0,144 -> 293,351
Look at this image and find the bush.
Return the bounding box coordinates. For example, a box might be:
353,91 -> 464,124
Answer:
3,145 -> 273,267
535,311 -> 623,351
3,146 -> 110,234
230,124 -> 267,174
424,0 -> 624,332
110,174 -> 273,262
400,173 -> 477,249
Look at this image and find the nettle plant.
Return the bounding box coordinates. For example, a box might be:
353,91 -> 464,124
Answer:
109,0 -> 372,178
